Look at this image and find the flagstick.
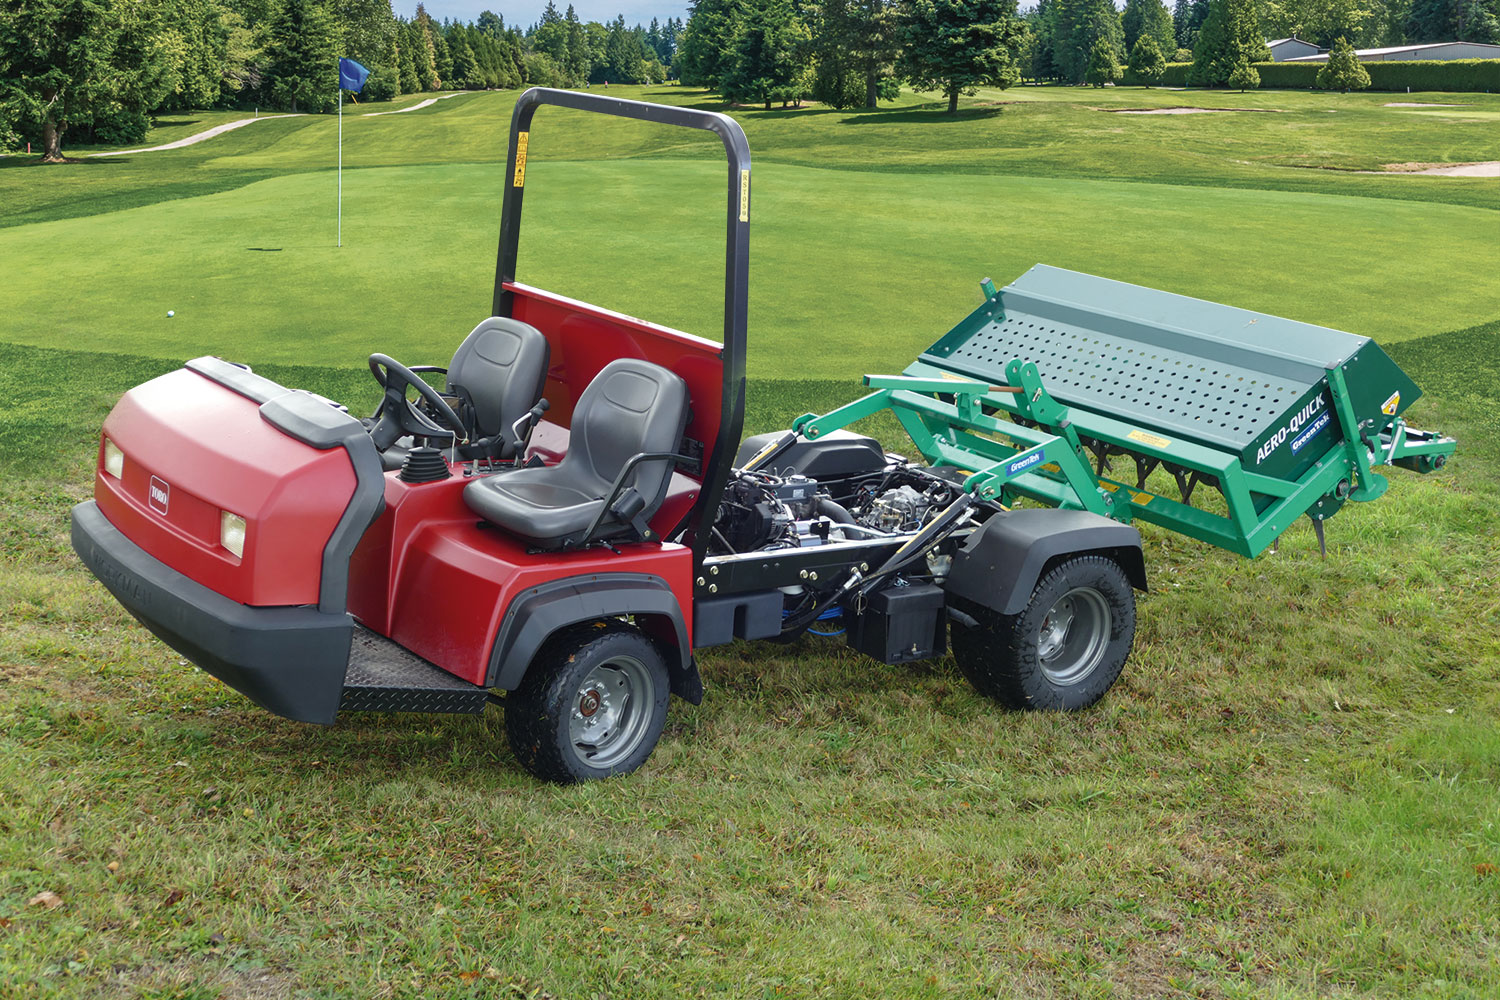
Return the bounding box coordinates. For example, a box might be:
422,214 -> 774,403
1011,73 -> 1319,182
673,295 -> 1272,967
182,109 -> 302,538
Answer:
337,86 -> 343,248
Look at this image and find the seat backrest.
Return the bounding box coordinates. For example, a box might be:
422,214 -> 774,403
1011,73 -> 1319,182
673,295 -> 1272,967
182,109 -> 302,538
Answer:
446,317 -> 549,453
562,359 -> 689,511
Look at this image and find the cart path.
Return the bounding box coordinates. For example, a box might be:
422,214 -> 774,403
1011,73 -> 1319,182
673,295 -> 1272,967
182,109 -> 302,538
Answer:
361,93 -> 466,116
89,115 -> 305,156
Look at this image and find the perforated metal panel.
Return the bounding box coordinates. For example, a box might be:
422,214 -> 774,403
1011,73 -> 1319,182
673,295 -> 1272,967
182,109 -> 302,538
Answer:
341,627 -> 489,715
919,265 -> 1373,457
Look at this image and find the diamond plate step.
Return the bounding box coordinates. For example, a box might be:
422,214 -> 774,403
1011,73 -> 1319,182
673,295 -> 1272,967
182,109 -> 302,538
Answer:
340,627 -> 489,715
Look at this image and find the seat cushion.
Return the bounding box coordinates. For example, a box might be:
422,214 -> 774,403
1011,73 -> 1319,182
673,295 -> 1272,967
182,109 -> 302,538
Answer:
461,358 -> 688,549
463,465 -> 607,548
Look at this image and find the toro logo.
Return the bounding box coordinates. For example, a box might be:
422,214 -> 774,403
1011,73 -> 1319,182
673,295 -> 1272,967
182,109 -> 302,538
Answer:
1255,395 -> 1327,464
148,476 -> 170,516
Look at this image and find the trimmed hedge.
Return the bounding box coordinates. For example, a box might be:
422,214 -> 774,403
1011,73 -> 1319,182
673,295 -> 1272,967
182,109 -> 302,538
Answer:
1121,58 -> 1500,92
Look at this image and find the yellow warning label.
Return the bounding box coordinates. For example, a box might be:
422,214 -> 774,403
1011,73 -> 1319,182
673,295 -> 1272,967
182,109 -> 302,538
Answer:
512,132 -> 529,187
1098,480 -> 1119,492
1130,490 -> 1154,506
1127,429 -> 1171,449
1041,463 -> 1060,473
1381,391 -> 1400,416
739,169 -> 750,222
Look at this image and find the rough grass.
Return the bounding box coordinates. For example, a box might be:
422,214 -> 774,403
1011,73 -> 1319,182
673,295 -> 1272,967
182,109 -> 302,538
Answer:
2,83 -> 1499,998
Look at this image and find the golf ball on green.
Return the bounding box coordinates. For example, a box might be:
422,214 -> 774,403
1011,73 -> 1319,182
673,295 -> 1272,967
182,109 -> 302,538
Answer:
167,311 -> 175,317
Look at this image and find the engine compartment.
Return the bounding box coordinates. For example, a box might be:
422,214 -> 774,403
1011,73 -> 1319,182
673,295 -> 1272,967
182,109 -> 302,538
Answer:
711,430 -> 967,559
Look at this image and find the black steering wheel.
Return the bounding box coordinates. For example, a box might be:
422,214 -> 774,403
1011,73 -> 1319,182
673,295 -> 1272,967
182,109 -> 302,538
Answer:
367,353 -> 467,451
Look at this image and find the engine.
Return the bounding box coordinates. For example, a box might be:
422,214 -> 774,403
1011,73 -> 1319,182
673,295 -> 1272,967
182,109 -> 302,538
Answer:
709,464 -> 959,556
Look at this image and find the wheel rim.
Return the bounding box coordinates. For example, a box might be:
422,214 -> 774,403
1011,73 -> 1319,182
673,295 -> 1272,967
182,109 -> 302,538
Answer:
1036,587 -> 1112,686
567,654 -> 656,769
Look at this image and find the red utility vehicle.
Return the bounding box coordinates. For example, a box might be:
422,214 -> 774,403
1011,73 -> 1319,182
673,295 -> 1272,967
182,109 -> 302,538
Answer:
73,90 -> 1146,782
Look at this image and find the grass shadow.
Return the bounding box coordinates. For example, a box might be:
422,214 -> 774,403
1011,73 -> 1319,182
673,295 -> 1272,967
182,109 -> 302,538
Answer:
838,105 -> 1008,124
148,117 -> 205,131
0,155 -> 123,168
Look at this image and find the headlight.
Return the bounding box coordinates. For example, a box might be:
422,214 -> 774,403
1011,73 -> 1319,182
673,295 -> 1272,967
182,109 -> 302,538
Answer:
220,511 -> 247,558
103,438 -> 124,479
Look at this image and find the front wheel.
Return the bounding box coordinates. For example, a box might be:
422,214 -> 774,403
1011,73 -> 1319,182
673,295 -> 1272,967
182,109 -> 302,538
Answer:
950,555 -> 1136,711
504,622 -> 670,783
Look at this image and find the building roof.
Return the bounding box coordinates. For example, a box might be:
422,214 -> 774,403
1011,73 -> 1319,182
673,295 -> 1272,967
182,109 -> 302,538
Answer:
1286,40 -> 1500,61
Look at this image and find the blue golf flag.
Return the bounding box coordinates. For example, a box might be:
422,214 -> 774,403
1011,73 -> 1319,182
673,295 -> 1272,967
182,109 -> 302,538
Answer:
339,58 -> 370,93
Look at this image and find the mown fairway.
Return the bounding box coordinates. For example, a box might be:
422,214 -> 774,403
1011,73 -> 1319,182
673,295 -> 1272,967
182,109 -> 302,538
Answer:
1,85 -> 1497,998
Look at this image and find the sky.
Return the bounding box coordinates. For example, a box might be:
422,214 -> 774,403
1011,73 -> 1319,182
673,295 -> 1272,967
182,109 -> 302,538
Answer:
404,1 -> 689,29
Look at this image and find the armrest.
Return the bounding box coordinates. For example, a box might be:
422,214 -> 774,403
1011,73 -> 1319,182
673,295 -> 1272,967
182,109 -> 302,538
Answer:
582,451 -> 694,544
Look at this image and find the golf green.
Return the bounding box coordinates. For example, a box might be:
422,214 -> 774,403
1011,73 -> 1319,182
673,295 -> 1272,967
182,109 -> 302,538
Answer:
2,157 -> 1495,380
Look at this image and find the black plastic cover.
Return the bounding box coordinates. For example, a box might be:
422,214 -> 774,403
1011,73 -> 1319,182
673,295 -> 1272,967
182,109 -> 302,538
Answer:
71,501 -> 352,724
735,429 -> 886,486
945,509 -> 1147,616
845,582 -> 947,664
693,590 -> 783,648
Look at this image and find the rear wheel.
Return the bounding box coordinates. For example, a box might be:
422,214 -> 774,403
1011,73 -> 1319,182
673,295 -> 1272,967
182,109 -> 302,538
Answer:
504,622 -> 670,783
950,555 -> 1135,711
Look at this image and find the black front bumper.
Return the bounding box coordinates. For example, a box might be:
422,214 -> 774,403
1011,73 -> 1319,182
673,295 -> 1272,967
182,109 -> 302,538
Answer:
71,501 -> 352,724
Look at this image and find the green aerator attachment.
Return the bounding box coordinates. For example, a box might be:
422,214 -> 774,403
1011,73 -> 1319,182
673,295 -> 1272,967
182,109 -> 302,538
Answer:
795,265 -> 1456,558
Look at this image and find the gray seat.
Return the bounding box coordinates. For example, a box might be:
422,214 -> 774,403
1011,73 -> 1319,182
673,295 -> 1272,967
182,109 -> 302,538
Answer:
463,359 -> 689,549
380,317 -> 550,471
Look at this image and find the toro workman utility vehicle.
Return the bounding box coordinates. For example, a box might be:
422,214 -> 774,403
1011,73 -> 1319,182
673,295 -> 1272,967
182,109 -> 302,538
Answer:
72,89 -> 1456,782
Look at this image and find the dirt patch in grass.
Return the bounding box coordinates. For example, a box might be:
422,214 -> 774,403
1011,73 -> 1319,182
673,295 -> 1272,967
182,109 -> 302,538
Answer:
1383,160 -> 1500,176
1284,160 -> 1500,177
1103,106 -> 1285,114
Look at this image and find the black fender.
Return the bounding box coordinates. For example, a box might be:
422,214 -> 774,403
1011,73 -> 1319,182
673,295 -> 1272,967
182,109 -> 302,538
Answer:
486,572 -> 701,704
944,509 -> 1147,616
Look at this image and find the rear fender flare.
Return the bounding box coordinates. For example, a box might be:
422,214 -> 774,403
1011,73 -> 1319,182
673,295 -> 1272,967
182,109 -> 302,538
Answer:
487,573 -> 701,704
944,509 -> 1147,616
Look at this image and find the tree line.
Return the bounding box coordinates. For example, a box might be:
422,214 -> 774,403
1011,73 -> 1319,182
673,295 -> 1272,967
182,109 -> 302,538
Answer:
0,1 -> 682,161
676,0 -> 1499,107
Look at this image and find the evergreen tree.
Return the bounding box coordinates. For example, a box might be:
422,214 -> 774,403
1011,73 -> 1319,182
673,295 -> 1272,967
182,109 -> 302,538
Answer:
432,31 -> 452,87
449,33 -> 482,88
809,0 -> 899,108
398,27 -> 420,92
1128,33 -> 1166,83
677,0 -> 740,88
0,0 -> 176,159
1084,35 -> 1120,84
476,9 -> 504,37
1188,0 -> 1263,86
1228,55 -> 1259,89
564,6 -> 590,84
1317,35 -> 1370,90
413,4 -> 440,88
1054,0 -> 1123,85
898,0 -> 1023,113
721,0 -> 809,107
532,0 -> 568,63
1122,0 -> 1175,52
265,0 -> 339,112
1027,0 -> 1061,81
1173,0 -> 1209,47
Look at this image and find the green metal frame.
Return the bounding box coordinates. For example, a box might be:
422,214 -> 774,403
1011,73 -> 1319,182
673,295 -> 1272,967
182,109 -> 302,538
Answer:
793,348 -> 1455,559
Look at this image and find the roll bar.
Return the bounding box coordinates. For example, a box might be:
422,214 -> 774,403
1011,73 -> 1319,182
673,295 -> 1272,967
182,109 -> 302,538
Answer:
491,87 -> 752,564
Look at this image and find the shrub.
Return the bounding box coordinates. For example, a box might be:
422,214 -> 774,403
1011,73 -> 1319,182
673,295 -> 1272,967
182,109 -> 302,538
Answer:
1229,59 -> 1259,91
1148,57 -> 1500,92
1085,38 -> 1121,87
1129,35 -> 1166,86
1318,37 -> 1370,92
